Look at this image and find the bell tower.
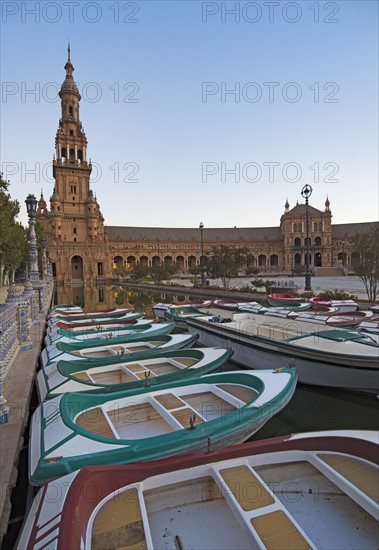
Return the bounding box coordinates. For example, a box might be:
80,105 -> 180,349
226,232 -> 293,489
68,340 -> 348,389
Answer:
39,47 -> 110,284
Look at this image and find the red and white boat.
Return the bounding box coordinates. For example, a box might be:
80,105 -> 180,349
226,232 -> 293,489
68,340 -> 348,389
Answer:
310,297 -> 359,312
17,430 -> 378,550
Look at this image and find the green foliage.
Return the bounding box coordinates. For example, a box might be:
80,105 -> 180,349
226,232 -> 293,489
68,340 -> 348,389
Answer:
251,278 -> 276,292
150,264 -> 177,283
351,227 -> 379,302
206,245 -> 249,289
0,174 -> 28,284
317,289 -> 358,301
128,263 -> 150,282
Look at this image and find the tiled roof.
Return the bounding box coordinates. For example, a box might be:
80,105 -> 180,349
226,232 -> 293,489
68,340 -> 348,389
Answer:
332,222 -> 378,238
105,225 -> 282,242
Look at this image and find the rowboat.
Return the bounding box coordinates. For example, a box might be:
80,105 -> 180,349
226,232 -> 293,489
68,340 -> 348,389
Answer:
213,299 -> 240,310
45,318 -> 154,347
153,301 -> 213,321
41,323 -> 176,367
37,347 -> 233,401
289,310 -> 372,329
152,302 -> 172,319
240,301 -> 311,314
19,430 -> 378,549
164,305 -> 212,327
49,307 -> 133,320
310,297 -> 359,312
267,293 -> 308,306
47,312 -> 140,328
186,312 -> 379,393
358,316 -> 379,334
41,333 -> 199,370
29,368 -> 297,486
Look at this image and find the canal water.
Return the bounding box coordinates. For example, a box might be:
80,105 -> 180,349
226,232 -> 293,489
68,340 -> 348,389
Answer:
2,285 -> 378,549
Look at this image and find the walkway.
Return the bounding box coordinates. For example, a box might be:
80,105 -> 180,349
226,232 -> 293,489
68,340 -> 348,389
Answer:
0,286 -> 52,544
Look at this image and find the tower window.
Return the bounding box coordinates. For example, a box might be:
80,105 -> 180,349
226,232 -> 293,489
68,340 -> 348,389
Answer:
69,106 -> 73,120
70,185 -> 76,194
69,130 -> 74,136
73,228 -> 77,234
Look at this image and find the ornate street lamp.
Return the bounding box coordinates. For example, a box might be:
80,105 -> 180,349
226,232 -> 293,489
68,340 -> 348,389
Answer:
301,184 -> 313,291
25,194 -> 40,283
199,222 -> 205,286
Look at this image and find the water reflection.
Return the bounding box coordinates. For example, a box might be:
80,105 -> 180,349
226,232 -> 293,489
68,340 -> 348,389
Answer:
53,283 -> 201,318
53,284 -> 378,435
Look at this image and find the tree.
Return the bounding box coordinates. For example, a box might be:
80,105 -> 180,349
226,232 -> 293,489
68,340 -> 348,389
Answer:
206,245 -> 248,290
150,264 -> 176,283
351,227 -> 379,303
128,263 -> 150,282
0,174 -> 28,285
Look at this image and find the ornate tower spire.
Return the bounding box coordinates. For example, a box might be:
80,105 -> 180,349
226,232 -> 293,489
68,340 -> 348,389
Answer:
325,195 -> 330,211
284,197 -> 289,213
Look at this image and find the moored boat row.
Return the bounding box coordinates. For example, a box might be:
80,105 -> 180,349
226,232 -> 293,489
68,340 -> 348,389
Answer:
16,301 -> 378,549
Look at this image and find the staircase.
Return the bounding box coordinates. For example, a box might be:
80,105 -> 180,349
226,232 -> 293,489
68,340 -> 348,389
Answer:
314,267 -> 346,277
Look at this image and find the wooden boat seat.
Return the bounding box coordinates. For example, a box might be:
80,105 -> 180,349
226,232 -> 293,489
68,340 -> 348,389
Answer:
319,454 -> 379,503
175,357 -> 198,366
217,384 -> 258,404
73,371 -> 91,382
220,465 -> 274,511
123,345 -> 151,352
154,393 -> 185,409
80,350 -> 114,357
183,392 -> 237,419
76,407 -> 115,439
251,510 -> 310,549
92,488 -> 146,550
171,407 -> 205,428
108,403 -> 163,427
91,370 -> 135,384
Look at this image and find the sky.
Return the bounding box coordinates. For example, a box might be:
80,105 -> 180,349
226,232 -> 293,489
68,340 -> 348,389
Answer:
1,0 -> 378,229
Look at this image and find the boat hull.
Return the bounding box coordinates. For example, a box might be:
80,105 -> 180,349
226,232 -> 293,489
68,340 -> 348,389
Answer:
187,316 -> 379,393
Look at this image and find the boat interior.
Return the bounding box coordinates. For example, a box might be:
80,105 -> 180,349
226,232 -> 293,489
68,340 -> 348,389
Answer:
75,384 -> 258,440
73,340 -> 166,358
73,357 -> 198,386
201,313 -> 379,352
90,451 -> 379,550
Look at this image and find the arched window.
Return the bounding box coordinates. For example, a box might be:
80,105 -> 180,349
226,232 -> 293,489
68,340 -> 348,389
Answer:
269,255 -> 278,266
294,237 -> 301,247
314,236 -> 322,246
69,106 -> 73,120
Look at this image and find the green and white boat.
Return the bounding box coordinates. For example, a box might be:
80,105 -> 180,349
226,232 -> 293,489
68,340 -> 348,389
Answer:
41,333 -> 199,370
29,368 -> 297,486
45,319 -> 157,347
41,323 -> 176,367
37,347 -> 233,401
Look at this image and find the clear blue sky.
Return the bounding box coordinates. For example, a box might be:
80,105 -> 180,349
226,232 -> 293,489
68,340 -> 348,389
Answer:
1,0 -> 378,228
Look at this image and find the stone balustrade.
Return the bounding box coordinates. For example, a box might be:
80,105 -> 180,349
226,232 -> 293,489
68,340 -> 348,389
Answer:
0,283 -> 53,424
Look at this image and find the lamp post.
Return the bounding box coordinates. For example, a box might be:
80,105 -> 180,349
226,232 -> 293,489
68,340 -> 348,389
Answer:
25,194 -> 40,283
199,222 -> 205,286
301,184 -> 313,291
